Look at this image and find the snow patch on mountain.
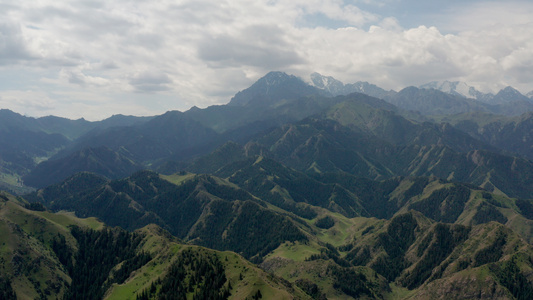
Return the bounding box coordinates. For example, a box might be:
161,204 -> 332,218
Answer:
419,81 -> 486,100
309,72 -> 394,99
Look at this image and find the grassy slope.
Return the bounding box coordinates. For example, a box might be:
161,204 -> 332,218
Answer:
0,171 -> 34,195
2,191 -> 307,300
159,171 -> 533,298
389,179 -> 533,244
0,191 -> 103,299
404,221 -> 533,299
105,224 -> 310,300
7,167 -> 533,299
260,209 -> 388,299
261,205 -> 533,299
160,172 -> 196,185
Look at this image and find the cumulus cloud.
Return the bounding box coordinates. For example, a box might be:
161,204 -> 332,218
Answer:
129,70 -> 173,93
0,21 -> 36,64
0,90 -> 56,116
0,0 -> 533,119
441,1 -> 533,33
197,24 -> 306,69
59,67 -> 110,87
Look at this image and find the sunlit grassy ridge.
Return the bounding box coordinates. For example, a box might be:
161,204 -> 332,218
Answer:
1,193 -> 309,299
105,225 -> 310,300
0,192 -> 104,299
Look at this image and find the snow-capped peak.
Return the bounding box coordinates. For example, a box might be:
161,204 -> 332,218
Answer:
310,72 -> 344,94
309,72 -> 392,99
419,81 -> 485,99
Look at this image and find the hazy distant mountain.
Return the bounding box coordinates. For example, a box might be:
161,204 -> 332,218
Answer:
309,72 -> 345,94
0,109 -> 152,190
492,86 -> 532,104
310,72 -> 394,99
228,71 -> 325,107
385,86 -> 533,116
0,109 -> 152,140
4,70 -> 533,194
3,72 -> 343,190
62,110 -> 220,164
23,146 -> 142,188
323,96 -> 495,153
448,111 -> 533,161
419,81 -> 533,108
527,90 -> 533,99
0,110 -> 72,192
384,86 -> 489,115
184,86 -> 339,134
419,81 -> 491,101
60,90 -> 340,170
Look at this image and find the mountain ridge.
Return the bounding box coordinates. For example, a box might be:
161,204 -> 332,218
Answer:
4,71 -> 533,192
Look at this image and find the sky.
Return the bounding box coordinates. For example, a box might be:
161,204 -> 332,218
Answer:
1,0 -> 533,120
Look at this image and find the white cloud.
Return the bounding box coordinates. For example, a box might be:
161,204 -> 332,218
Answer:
441,1 -> 533,33
59,67 -> 110,87
0,21 -> 37,64
129,70 -> 173,93
0,90 -> 56,116
197,24 -> 306,69
0,0 -> 533,119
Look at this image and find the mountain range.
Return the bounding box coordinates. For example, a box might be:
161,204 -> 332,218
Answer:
2,71 -> 533,299
3,71 -> 533,191
419,81 -> 533,105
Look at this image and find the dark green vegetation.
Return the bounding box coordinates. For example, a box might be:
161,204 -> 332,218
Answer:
19,158 -> 533,298
315,216 -> 335,229
0,195 -> 310,299
490,256 -> 533,300
0,277 -> 16,300
26,171 -> 309,262
3,71 -> 533,299
63,227 -> 150,300
136,249 -> 229,300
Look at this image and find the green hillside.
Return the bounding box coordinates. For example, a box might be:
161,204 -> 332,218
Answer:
0,193 -> 312,299
26,171 -> 309,262
0,191 -> 102,299
261,211 -> 533,299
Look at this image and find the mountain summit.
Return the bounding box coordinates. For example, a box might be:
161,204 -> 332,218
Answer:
419,81 -> 532,105
492,86 -> 532,104
310,72 -> 393,99
228,71 -> 323,107
419,81 -> 484,99
309,72 -> 345,94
